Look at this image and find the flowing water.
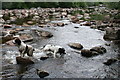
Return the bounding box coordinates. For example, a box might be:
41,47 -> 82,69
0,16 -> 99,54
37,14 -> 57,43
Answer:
0,20 -> 119,79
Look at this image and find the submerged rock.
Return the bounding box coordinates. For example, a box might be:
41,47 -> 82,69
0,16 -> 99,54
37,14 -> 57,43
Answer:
68,43 -> 83,50
103,58 -> 117,66
16,56 -> 34,64
36,69 -> 49,78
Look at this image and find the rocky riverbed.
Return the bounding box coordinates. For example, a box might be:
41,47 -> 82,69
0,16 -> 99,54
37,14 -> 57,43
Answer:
0,7 -> 120,79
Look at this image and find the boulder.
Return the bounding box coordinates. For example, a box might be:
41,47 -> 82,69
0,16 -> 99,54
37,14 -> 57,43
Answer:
57,23 -> 65,27
39,24 -> 47,28
3,25 -> 12,28
16,56 -> 34,64
9,30 -> 18,35
68,43 -> 83,50
36,69 -> 49,78
27,21 -> 34,25
41,31 -> 53,38
19,34 -> 33,42
0,34 -> 16,44
5,40 -> 15,46
90,46 -> 106,54
103,58 -> 117,66
103,27 -> 120,40
35,30 -> 53,38
14,28 -> 24,31
74,26 -> 79,28
83,21 -> 91,26
81,49 -> 98,57
22,23 -> 30,27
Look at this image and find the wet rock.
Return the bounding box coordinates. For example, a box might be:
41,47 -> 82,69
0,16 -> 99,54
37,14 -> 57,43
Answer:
103,58 -> 117,66
0,31 -> 8,36
0,18 -> 5,24
3,25 -> 12,28
74,26 -> 79,28
16,56 -> 34,64
83,21 -> 91,26
36,69 -> 49,78
39,24 -> 47,28
19,34 -> 33,42
90,46 -> 106,54
0,34 -> 16,44
27,21 -> 34,25
14,28 -> 24,31
90,25 -> 97,29
41,31 -> 53,38
97,24 -> 109,31
5,40 -> 15,46
22,23 -> 30,27
9,30 -> 18,35
81,49 -> 98,57
103,27 -> 120,40
105,43 -> 110,46
57,23 -> 65,27
71,18 -> 79,23
68,43 -> 83,50
40,56 -> 49,60
35,30 -> 53,38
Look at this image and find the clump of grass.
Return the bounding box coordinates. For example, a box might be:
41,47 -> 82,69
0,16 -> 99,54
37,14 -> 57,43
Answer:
3,14 -> 10,21
71,10 -> 84,15
90,13 -> 105,20
113,14 -> 120,19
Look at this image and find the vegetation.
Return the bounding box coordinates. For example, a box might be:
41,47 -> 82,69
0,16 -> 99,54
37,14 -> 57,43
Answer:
2,2 -> 119,10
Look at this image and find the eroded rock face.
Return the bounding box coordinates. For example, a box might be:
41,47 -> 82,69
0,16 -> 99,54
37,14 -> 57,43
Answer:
68,43 -> 83,50
16,56 -> 34,64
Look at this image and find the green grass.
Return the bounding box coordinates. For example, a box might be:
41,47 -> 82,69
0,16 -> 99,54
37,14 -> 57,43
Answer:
90,13 -> 105,21
71,10 -> 84,16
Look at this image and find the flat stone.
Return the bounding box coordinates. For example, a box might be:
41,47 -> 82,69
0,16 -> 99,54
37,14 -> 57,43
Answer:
16,56 -> 34,64
19,34 -> 33,42
68,43 -> 83,50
